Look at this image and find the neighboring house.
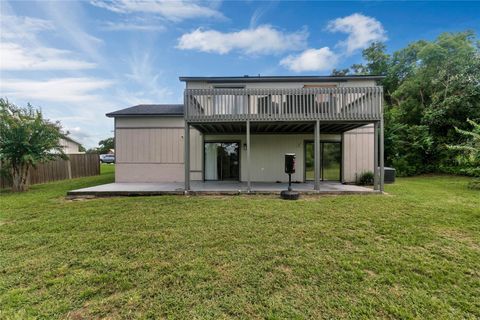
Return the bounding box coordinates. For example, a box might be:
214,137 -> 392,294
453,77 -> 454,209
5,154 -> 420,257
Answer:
107,75 -> 385,191
59,136 -> 84,154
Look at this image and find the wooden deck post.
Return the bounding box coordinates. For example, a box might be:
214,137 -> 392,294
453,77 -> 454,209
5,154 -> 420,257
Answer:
246,119 -> 251,192
374,122 -> 379,190
341,132 -> 345,183
314,120 -> 320,191
184,122 -> 190,192
380,110 -> 385,192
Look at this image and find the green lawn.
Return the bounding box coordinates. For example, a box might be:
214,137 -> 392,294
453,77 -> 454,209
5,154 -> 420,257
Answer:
0,166 -> 479,319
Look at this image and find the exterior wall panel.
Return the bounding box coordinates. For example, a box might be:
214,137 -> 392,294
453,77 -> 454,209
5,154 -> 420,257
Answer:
59,138 -> 83,154
116,163 -> 184,182
343,125 -> 374,183
114,117 -> 202,182
204,133 -> 340,182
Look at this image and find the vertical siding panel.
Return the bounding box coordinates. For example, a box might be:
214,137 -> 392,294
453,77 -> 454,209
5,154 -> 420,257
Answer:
168,129 -> 174,163
179,128 -> 184,162
169,128 -> 173,162
172,129 -> 178,163
153,129 -> 159,162
125,130 -> 130,162
130,130 -> 136,162
159,129 -> 164,162
161,129 -> 167,163
162,129 -> 168,163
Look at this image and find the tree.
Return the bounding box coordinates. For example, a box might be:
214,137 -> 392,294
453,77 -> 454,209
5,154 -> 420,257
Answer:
349,32 -> 480,176
447,119 -> 480,177
350,42 -> 390,77
331,68 -> 350,76
86,137 -> 114,154
0,99 -> 66,192
97,137 -> 114,154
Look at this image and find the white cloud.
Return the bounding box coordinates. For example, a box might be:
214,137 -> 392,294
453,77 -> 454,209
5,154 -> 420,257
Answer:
0,14 -> 54,40
64,126 -> 94,142
0,77 -> 113,103
0,43 -> 96,71
327,13 -> 386,54
41,1 -> 105,64
249,4 -> 274,28
103,21 -> 166,32
90,0 -> 224,21
177,25 -> 308,55
0,12 -> 97,71
280,47 -> 338,72
119,50 -> 173,104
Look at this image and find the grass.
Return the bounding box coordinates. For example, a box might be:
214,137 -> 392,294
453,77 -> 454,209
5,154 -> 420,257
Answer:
0,166 -> 479,319
305,164 -> 340,181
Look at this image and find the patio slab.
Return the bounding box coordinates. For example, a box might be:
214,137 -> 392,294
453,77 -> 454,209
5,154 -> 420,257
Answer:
67,181 -> 378,198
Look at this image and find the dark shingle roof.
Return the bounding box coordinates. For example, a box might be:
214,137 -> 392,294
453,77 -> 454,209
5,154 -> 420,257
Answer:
179,75 -> 385,83
106,104 -> 184,117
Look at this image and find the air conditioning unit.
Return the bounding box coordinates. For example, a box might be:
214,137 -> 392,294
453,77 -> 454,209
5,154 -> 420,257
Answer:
384,167 -> 396,184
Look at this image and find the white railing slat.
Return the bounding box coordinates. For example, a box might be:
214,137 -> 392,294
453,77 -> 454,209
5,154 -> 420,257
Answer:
185,86 -> 382,122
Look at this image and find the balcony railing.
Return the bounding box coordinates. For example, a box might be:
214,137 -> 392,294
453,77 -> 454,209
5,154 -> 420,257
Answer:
184,87 -> 383,122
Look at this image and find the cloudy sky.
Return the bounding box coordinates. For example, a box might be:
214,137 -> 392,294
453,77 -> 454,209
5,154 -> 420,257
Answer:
1,1 -> 479,148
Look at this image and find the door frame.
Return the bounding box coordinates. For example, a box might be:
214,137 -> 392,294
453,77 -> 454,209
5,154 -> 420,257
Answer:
303,139 -> 343,182
203,140 -> 241,181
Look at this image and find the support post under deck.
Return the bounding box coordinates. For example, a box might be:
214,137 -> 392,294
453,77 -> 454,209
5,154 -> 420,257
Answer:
374,122 -> 379,190
380,115 -> 385,192
246,119 -> 251,192
184,122 -> 190,192
314,120 -> 321,191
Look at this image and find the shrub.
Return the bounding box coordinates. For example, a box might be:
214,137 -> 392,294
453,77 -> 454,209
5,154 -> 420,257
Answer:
0,99 -> 66,192
358,171 -> 374,185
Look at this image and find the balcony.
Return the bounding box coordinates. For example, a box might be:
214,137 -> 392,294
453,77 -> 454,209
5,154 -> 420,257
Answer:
184,87 -> 383,123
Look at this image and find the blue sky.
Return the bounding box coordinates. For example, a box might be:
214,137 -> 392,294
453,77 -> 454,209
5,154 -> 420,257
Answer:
1,1 -> 479,148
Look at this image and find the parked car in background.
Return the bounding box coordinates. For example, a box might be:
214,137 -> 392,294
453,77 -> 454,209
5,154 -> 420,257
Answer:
100,154 -> 115,164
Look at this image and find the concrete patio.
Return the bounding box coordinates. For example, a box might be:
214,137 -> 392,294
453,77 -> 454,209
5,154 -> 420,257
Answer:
67,181 -> 378,198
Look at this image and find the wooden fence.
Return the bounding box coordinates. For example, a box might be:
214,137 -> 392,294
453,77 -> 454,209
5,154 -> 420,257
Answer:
0,154 -> 100,189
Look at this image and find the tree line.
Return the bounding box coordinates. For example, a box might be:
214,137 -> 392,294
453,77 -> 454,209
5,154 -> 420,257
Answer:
333,31 -> 480,177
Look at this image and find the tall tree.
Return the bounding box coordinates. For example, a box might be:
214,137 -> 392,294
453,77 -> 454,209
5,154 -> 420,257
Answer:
447,119 -> 480,177
350,32 -> 480,175
0,99 -> 66,192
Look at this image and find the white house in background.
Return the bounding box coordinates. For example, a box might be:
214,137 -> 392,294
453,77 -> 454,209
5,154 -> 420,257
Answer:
59,136 -> 84,154
106,75 -> 385,192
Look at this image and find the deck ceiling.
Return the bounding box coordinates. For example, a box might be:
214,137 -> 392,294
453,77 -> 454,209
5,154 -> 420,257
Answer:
191,121 -> 371,134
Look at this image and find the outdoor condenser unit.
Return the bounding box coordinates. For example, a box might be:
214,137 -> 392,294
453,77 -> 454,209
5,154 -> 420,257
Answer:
384,167 -> 396,184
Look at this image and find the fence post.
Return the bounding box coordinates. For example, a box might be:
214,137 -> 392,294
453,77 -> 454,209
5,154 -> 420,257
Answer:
67,158 -> 72,179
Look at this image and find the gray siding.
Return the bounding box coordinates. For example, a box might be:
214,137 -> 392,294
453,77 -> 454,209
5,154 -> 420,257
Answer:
343,125 -> 374,183
115,117 -> 202,182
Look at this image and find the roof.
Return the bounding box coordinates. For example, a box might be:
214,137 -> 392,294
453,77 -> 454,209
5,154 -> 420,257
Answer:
62,134 -> 82,146
106,104 -> 184,117
179,75 -> 385,83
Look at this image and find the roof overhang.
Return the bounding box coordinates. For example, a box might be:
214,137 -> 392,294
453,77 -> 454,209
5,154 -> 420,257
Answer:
106,113 -> 183,118
62,135 -> 82,145
179,75 -> 386,83
106,104 -> 184,118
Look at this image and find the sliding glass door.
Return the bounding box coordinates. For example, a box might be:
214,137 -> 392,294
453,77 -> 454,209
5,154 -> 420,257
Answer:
204,142 -> 240,181
322,142 -> 341,181
304,141 -> 341,181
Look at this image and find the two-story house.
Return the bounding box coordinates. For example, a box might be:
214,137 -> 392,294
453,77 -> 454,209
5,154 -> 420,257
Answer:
106,75 -> 385,193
